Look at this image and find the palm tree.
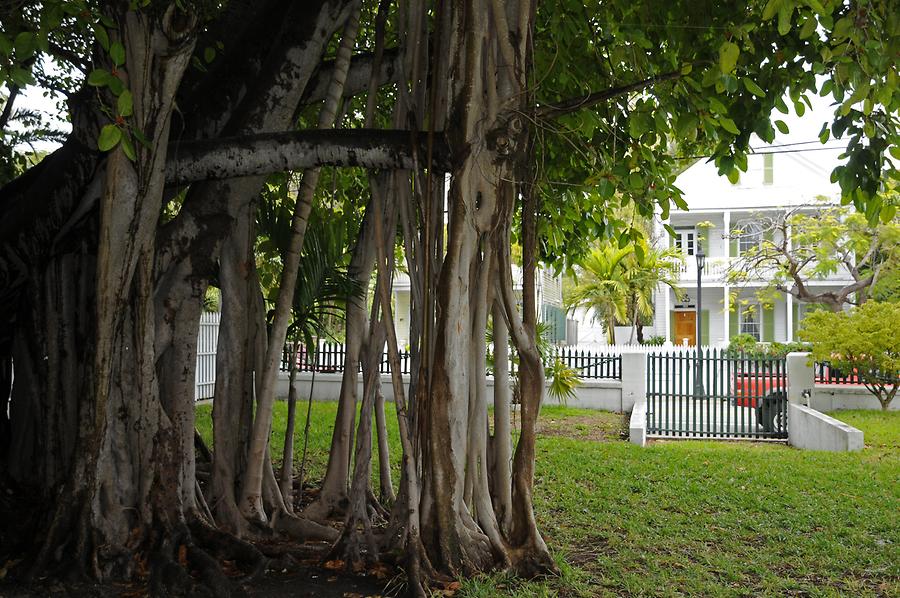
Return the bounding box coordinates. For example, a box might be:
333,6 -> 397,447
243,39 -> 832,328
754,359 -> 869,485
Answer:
566,243 -> 632,344
624,242 -> 685,343
566,241 -> 685,345
257,191 -> 362,510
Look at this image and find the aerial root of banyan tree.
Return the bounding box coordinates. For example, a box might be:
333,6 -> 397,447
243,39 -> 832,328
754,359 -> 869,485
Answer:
0,0 -> 561,595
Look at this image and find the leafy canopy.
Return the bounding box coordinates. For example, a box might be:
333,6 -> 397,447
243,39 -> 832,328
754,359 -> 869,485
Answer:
530,0 -> 899,271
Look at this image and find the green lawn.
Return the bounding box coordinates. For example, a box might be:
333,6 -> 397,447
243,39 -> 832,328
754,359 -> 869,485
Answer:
195,403 -> 900,597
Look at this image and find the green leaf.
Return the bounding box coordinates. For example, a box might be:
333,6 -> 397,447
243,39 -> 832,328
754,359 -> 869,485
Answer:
117,89 -> 133,117
92,23 -> 110,52
742,77 -> 766,98
774,95 -> 789,114
774,119 -> 789,134
880,205 -> 896,224
708,96 -> 728,115
799,15 -> 817,39
719,41 -> 740,73
14,32 -> 36,59
87,69 -> 110,87
719,117 -> 740,135
98,124 -> 122,152
675,113 -> 699,139
121,134 -> 136,161
762,0 -> 781,20
0,33 -> 12,56
203,46 -> 216,63
889,146 -> 900,161
777,1 -> 794,35
107,75 -> 125,95
727,168 -> 740,184
110,42 -> 126,66
10,67 -> 35,87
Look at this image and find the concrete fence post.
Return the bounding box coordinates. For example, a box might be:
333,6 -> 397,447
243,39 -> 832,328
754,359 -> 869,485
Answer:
620,351 -> 647,412
786,352 -> 814,406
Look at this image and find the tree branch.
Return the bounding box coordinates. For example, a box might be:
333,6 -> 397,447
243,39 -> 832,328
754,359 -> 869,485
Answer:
300,48 -> 401,105
0,84 -> 19,130
535,70 -> 681,120
165,128 -> 449,185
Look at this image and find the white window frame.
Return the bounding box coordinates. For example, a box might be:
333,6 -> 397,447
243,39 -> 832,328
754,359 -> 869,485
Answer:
738,221 -> 763,255
739,303 -> 761,340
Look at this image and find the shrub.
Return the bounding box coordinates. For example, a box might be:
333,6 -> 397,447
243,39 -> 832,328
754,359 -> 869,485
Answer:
642,335 -> 666,346
800,302 -> 900,411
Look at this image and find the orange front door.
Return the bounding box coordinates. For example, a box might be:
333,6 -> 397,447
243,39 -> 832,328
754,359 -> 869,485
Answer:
675,311 -> 697,346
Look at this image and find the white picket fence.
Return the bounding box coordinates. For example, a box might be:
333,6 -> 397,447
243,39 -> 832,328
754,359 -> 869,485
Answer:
195,311 -> 220,400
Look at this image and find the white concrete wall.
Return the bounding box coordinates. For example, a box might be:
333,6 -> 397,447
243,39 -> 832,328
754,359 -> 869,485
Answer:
276,371 -> 629,412
788,403 -> 863,451
810,385 -> 898,412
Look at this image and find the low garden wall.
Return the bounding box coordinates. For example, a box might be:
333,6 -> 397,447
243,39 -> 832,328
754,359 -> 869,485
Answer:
810,384 -> 898,411
788,403 -> 863,451
276,371 -> 626,411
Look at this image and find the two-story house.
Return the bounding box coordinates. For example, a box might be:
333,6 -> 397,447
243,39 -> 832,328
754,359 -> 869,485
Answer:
645,146 -> 852,347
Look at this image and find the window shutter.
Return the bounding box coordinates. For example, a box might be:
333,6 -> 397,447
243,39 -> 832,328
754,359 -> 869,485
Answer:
762,304 -> 775,341
763,153 -> 774,184
729,232 -> 738,258
669,311 -> 675,343
729,309 -> 739,339
701,309 -> 710,346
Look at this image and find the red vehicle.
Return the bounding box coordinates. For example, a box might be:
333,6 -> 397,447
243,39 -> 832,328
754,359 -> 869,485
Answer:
734,372 -> 787,434
733,372 -> 785,408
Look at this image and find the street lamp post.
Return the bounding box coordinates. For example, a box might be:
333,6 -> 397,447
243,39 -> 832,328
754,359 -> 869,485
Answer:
694,246 -> 706,396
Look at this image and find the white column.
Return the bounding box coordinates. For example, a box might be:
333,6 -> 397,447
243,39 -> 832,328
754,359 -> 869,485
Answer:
723,285 -> 730,344
786,352 -> 814,405
664,286 -> 672,342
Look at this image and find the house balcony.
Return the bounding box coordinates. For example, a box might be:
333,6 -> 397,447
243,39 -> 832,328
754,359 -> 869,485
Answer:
671,256 -> 857,286
673,257 -> 733,284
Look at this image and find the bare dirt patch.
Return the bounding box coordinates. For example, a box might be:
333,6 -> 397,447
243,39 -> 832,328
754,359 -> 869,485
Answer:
536,411 -> 628,442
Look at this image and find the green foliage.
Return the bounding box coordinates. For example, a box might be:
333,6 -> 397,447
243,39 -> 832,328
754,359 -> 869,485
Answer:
546,358 -> 581,406
641,335 -> 667,346
530,0 -> 899,270
726,333 -> 808,358
566,238 -> 684,344
256,177 -> 362,352
729,196 -> 900,309
727,333 -> 764,356
800,301 -> 900,409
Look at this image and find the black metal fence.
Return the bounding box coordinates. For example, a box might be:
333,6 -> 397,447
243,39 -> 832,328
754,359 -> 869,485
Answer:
646,348 -> 788,439
281,342 -> 621,380
815,362 -> 900,387
281,342 -> 412,375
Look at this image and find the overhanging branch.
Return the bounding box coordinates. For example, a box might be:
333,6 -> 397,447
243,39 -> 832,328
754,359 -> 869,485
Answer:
165,128 -> 449,185
535,71 -> 682,120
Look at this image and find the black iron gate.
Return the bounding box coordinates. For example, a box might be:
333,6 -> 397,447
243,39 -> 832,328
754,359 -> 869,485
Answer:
646,349 -> 788,439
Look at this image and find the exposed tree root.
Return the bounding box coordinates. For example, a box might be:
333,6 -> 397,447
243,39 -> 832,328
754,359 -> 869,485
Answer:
271,508 -> 339,542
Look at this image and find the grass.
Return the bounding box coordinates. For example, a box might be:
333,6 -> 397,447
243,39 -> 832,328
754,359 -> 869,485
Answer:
195,403 -> 900,597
